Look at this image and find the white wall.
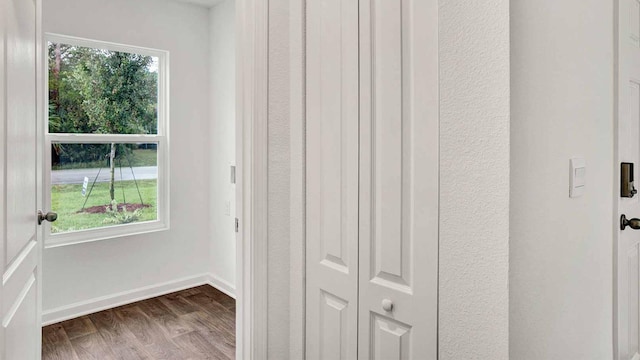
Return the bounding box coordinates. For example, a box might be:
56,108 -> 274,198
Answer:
510,1 -> 614,359
42,0 -> 211,314
208,0 -> 236,293
268,0 -> 291,357
438,1 -> 510,358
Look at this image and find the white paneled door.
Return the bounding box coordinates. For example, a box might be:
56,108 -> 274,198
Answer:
305,0 -> 360,359
1,0 -> 43,359
358,0 -> 438,359
306,1 -> 438,359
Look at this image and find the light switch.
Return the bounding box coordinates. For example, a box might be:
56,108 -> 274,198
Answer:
224,201 -> 231,216
570,158 -> 586,198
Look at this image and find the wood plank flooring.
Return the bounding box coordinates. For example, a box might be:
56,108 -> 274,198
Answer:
42,285 -> 236,360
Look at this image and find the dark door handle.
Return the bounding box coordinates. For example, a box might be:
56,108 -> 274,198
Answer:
38,210 -> 58,225
621,214 -> 640,230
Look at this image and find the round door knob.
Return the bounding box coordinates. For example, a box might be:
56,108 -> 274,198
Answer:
37,210 -> 58,225
621,214 -> 640,230
382,299 -> 394,312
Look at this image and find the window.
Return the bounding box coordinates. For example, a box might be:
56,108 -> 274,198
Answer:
45,34 -> 169,246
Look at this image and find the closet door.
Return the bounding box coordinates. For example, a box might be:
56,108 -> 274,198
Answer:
305,0 -> 360,359
358,0 -> 438,359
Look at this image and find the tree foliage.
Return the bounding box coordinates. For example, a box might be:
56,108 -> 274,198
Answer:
49,42 -> 158,204
49,43 -> 158,135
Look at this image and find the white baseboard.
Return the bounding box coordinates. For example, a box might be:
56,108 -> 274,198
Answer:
206,273 -> 236,299
42,273 -> 235,326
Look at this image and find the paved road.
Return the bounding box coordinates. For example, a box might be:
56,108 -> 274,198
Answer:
51,166 -> 157,185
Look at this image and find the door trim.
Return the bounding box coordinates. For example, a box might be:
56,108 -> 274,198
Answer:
0,0 -> 5,355
615,0 -> 629,357
289,0 -> 306,358
236,0 -> 269,358
36,1 -> 44,357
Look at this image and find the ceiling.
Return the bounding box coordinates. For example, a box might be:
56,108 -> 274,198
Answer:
177,0 -> 226,8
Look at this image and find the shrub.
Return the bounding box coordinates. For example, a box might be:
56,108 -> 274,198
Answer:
102,200 -> 141,225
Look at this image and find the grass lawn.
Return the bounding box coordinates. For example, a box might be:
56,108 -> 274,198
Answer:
52,149 -> 158,170
51,179 -> 157,233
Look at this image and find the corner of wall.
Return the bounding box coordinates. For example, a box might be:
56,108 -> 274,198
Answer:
438,0 -> 511,358
208,0 -> 237,289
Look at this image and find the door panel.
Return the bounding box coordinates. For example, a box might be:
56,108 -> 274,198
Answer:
6,0 -> 37,264
319,291 -> 349,359
1,0 -> 41,359
629,243 -> 640,357
371,0 -> 406,288
5,277 -> 38,360
305,0 -> 359,359
367,0 -> 409,291
358,0 -> 438,359
370,314 -> 411,360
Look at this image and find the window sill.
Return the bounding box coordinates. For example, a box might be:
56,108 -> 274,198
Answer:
44,220 -> 169,248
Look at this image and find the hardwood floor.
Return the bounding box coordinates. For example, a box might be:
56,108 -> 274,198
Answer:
42,285 -> 236,360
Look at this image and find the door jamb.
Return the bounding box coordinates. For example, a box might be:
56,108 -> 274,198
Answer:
36,0 -> 44,357
0,0 -> 6,357
236,0 -> 269,358
289,0 -> 306,357
614,0 -> 622,358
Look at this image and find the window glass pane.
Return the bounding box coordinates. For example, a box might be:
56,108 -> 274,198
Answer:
50,143 -> 158,234
48,42 -> 159,134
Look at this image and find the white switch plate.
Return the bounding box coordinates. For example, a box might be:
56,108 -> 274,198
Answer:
224,201 -> 231,216
570,157 -> 586,198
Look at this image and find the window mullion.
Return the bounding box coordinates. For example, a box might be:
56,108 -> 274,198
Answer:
47,133 -> 163,144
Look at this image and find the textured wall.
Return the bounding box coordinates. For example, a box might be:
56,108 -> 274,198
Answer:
510,1 -> 614,358
438,1 -> 510,358
209,0 -> 237,291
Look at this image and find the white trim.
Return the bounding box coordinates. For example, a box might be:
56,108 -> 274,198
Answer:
236,0 -> 269,359
0,1 -> 6,357
42,34 -> 170,247
45,220 -> 169,248
614,0 -> 622,357
289,0 -> 306,358
41,273 -> 214,326
45,33 -> 167,60
47,134 -> 164,143
36,1 -> 44,359
206,273 -> 237,299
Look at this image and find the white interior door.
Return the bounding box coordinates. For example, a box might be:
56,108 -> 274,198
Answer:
358,0 -> 438,359
1,0 -> 42,359
306,0 -> 438,359
616,0 -> 640,358
305,0 -> 360,359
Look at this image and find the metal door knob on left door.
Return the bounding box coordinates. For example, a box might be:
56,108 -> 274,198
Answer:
37,210 -> 58,225
621,214 -> 640,230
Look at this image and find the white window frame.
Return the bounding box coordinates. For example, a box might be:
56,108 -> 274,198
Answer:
43,33 -> 170,248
